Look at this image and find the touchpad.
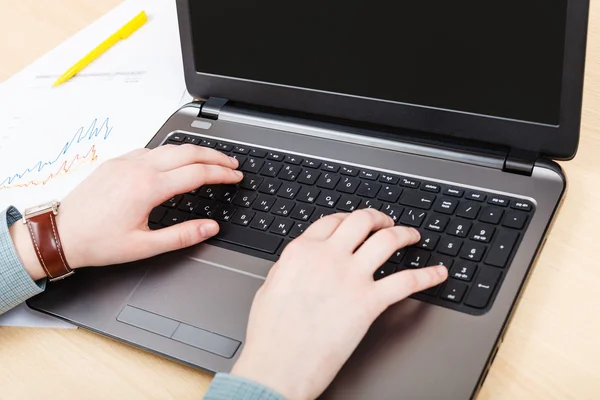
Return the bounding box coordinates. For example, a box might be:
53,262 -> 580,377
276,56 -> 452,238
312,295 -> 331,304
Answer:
123,254 -> 264,353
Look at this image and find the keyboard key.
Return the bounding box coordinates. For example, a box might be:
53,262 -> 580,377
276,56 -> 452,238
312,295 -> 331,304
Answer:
230,154 -> 247,169
216,223 -> 282,254
488,196 -> 509,207
421,183 -> 441,193
163,194 -> 183,208
377,185 -> 402,203
485,230 -> 519,267
193,200 -> 218,218
233,190 -> 258,208
322,162 -> 340,172
169,133 -> 185,142
438,237 -> 463,256
149,208 -> 167,224
231,210 -> 255,227
511,200 -> 533,212
456,202 -> 481,219
502,210 -> 528,229
198,186 -> 217,200
163,210 -> 189,226
465,268 -> 502,308
428,254 -> 454,269
290,222 -> 309,238
279,165 -> 302,181
337,195 -> 362,212
433,197 -> 459,214
272,199 -> 295,216
303,158 -> 321,169
184,136 -> 201,145
388,249 -> 406,264
404,249 -> 430,268
178,195 -> 199,213
357,181 -> 381,198
336,177 -> 361,194
250,148 -> 268,158
424,214 -> 450,232
444,187 -> 464,197
340,166 -> 359,176
216,143 -> 233,152
298,169 -> 321,185
316,191 -> 341,208
290,205 -> 315,222
252,195 -> 276,212
215,186 -> 237,203
316,173 -> 340,189
187,188 -> 199,196
249,213 -> 275,231
270,218 -> 293,236
450,262 -> 477,282
149,222 -> 162,230
470,223 -> 496,243
258,179 -> 281,195
422,284 -> 442,297
297,187 -> 321,203
240,175 -> 263,191
417,232 -> 440,250
358,199 -> 383,211
310,208 -> 337,222
399,208 -> 427,227
277,239 -> 292,256
240,157 -> 264,174
466,191 -> 487,202
260,161 -> 282,177
460,242 -> 487,262
381,203 -> 404,222
379,174 -> 400,184
268,152 -> 285,161
479,206 -> 504,224
213,205 -> 236,222
441,281 -> 468,303
400,177 -> 420,188
284,155 -> 302,165
374,263 -> 396,281
399,191 -> 436,210
200,139 -> 217,148
233,146 -> 250,154
360,170 -> 379,180
277,182 -> 301,199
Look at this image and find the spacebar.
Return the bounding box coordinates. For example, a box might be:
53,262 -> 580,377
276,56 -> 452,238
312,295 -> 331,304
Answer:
213,224 -> 283,254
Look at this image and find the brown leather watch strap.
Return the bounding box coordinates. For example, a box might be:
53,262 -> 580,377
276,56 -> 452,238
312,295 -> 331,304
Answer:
25,212 -> 73,281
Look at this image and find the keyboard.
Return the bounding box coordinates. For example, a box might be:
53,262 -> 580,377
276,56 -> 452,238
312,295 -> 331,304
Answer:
149,133 -> 535,315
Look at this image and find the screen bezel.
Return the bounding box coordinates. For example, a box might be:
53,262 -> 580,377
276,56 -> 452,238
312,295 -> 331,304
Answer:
176,0 -> 589,160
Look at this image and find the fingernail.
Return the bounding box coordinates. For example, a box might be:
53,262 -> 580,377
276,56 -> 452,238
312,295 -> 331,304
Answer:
436,265 -> 448,278
200,222 -> 219,238
410,228 -> 421,239
229,156 -> 239,166
235,170 -> 244,178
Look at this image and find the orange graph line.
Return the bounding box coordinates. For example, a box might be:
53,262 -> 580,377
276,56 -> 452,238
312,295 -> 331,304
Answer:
0,145 -> 100,191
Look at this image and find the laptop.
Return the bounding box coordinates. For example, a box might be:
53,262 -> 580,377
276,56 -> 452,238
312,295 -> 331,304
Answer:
29,0 -> 589,398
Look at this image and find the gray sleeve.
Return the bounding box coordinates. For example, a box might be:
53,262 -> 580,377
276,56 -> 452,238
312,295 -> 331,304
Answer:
204,373 -> 287,400
0,206 -> 46,315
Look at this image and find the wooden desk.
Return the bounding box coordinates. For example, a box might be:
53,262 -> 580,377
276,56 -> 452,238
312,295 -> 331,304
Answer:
1,1 -> 599,398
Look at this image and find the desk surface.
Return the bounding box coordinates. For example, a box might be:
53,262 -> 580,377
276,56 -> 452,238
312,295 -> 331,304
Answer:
1,1 -> 600,399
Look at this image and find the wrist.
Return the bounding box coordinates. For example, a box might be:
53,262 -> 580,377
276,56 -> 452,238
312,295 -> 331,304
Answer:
9,221 -> 48,281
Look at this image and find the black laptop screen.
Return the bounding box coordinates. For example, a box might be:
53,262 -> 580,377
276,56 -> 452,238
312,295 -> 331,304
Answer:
189,1 -> 568,126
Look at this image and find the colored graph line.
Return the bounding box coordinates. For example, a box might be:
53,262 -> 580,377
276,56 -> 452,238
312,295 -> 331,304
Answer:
0,118 -> 113,190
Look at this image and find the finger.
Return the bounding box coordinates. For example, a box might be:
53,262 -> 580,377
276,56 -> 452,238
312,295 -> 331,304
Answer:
144,143 -> 238,171
160,164 -> 243,199
327,209 -> 394,252
135,219 -> 220,256
375,266 -> 448,308
300,213 -> 350,241
354,226 -> 421,271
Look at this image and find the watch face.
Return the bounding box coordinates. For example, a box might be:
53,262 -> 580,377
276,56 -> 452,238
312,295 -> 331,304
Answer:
24,201 -> 60,217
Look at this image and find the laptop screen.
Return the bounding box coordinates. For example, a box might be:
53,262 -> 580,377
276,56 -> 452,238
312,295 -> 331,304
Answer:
189,1 -> 568,126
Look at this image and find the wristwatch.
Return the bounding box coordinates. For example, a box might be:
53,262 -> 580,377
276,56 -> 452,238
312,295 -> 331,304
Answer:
22,201 -> 74,281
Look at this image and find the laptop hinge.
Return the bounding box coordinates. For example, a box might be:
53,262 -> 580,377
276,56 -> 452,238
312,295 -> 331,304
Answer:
503,149 -> 537,176
200,97 -> 228,120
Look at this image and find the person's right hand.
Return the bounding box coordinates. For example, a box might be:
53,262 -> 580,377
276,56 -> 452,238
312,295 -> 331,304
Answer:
231,209 -> 448,400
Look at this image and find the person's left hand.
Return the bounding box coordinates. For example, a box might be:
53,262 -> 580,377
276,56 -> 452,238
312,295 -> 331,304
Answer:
11,144 -> 242,279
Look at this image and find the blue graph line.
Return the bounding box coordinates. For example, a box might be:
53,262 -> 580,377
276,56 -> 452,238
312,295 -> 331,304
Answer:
1,117 -> 113,187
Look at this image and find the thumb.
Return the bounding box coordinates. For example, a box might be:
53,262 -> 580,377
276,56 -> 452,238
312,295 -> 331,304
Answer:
140,219 -> 220,256
375,265 -> 448,308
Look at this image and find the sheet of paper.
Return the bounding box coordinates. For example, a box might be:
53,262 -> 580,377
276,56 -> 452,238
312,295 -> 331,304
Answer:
0,0 -> 193,327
